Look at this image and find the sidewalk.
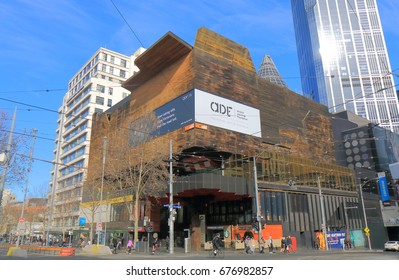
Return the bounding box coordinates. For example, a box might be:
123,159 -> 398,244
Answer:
75,245 -> 382,259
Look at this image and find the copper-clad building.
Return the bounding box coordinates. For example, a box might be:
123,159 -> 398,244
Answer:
85,27 -> 363,251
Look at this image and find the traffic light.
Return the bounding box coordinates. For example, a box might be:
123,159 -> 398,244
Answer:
252,221 -> 259,231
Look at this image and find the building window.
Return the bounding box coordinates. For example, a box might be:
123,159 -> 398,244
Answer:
109,87 -> 113,95
111,203 -> 129,222
109,66 -> 114,74
96,96 -> 104,105
102,64 -> 107,72
107,99 -> 112,107
120,59 -> 127,67
103,53 -> 107,61
96,84 -> 105,93
120,70 -> 126,78
94,108 -> 103,114
110,56 -> 115,64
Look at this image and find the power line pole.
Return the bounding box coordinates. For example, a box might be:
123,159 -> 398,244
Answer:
253,157 -> 262,251
359,183 -> 372,250
16,129 -> 37,248
169,138 -> 174,254
97,136 -> 107,245
318,176 -> 329,250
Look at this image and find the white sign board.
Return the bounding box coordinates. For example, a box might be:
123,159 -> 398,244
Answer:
194,89 -> 261,137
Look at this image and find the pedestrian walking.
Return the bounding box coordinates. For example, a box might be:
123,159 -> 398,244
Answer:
259,237 -> 266,253
165,235 -> 170,252
152,236 -> 159,254
315,235 -> 320,250
127,239 -> 133,254
286,236 -> 293,252
112,237 -> 118,254
281,236 -> 286,253
268,236 -> 274,253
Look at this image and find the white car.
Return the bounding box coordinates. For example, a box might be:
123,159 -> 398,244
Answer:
384,241 -> 399,251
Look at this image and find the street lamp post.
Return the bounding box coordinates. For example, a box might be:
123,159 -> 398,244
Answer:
317,176 -> 329,250
104,191 -> 109,245
252,157 -> 262,251
97,136 -> 107,245
359,181 -> 372,250
169,138 -> 174,254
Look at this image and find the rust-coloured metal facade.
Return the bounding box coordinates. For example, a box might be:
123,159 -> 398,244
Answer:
85,27 -> 362,250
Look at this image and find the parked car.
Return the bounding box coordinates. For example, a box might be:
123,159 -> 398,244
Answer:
384,241 -> 399,251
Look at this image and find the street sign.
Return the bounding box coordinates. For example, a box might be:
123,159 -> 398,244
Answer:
145,226 -> 153,232
364,227 -> 370,233
97,222 -> 102,231
163,203 -> 181,208
19,217 -> 25,223
79,217 -> 86,227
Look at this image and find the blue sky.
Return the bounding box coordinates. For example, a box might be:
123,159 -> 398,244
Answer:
1,0 -> 399,200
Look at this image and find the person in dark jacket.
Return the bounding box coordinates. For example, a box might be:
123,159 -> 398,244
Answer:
286,236 -> 293,252
281,236 -> 286,253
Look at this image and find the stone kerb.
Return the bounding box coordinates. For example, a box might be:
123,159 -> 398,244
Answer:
7,247 -> 28,258
82,244 -> 113,255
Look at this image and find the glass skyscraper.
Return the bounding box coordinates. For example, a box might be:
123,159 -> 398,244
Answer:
291,0 -> 399,133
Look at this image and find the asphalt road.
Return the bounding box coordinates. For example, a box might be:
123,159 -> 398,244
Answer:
1,246 -> 398,260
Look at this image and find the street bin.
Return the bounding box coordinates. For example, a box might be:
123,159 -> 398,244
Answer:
138,241 -> 148,252
184,238 -> 191,253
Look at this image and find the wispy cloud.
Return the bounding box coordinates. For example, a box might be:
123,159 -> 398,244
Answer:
0,0 -> 121,85
114,0 -> 295,62
379,0 -> 399,37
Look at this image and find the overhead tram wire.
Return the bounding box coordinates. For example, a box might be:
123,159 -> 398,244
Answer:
110,0 -> 145,48
0,88 -> 66,94
0,95 -> 107,126
328,83 -> 399,112
0,97 -> 59,114
0,129 -> 55,143
0,96 -> 174,150
13,152 -> 88,171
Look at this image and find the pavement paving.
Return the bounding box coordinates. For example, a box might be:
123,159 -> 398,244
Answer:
1,243 -> 388,260
73,245 -> 385,260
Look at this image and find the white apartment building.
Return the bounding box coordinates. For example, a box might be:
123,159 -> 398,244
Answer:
1,188 -> 16,207
47,47 -> 146,234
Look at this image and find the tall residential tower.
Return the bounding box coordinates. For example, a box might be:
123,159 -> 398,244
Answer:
47,47 -> 145,235
291,0 -> 399,133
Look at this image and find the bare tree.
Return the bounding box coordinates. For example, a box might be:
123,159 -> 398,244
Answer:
23,199 -> 47,243
81,177 -> 102,244
0,203 -> 19,236
1,110 -> 34,195
27,181 -> 49,199
104,112 -> 169,245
